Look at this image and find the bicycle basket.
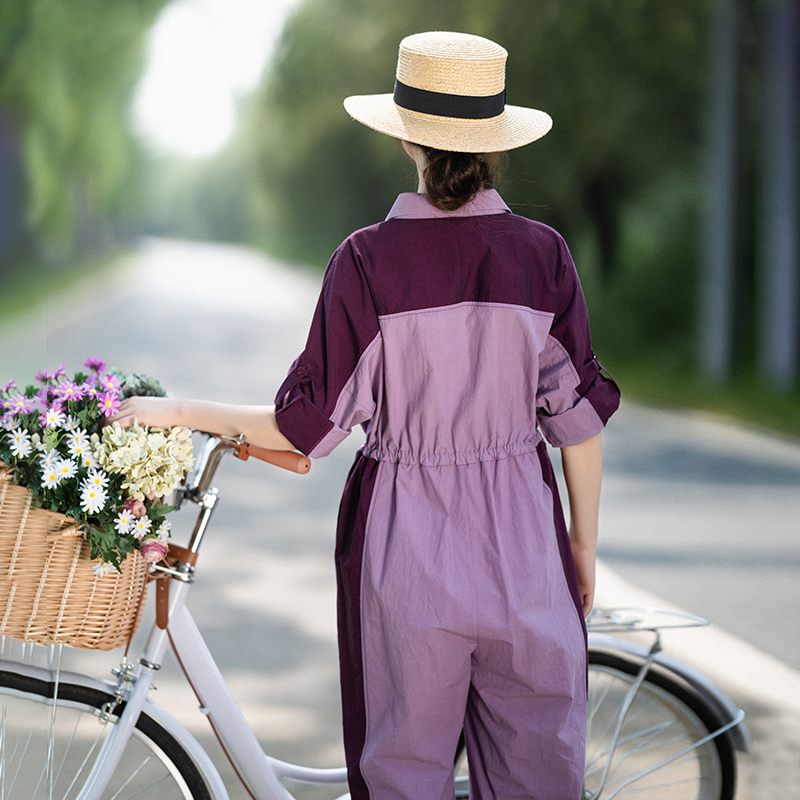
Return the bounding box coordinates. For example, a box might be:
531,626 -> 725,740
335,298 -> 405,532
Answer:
0,465 -> 148,650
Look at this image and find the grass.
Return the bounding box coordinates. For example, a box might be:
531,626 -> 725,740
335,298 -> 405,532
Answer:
608,361 -> 800,442
0,251 -> 127,333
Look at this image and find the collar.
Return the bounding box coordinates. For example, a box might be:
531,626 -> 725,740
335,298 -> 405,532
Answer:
385,189 -> 511,221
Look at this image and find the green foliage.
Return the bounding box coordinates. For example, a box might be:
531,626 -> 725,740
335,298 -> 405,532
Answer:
0,0 -> 170,260
142,147 -> 253,245
608,360 -> 800,441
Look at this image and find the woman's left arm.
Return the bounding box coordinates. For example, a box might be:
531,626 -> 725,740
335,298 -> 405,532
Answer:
560,432 -> 603,617
111,397 -> 296,452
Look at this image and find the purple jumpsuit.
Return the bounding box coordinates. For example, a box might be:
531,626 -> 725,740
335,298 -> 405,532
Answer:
274,190 -> 620,800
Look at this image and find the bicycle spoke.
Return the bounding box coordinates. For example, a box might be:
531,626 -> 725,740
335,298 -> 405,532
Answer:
7,726 -> 36,797
1,702 -> 6,800
110,769 -> 174,800
584,661 -> 727,800
47,644 -> 64,800
0,670 -> 208,800
586,677 -> 622,765
60,720 -> 111,800
53,714 -> 87,792
108,754 -> 155,800
603,774 -> 717,797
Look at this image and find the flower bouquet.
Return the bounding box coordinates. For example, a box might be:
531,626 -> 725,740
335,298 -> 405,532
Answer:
0,359 -> 193,649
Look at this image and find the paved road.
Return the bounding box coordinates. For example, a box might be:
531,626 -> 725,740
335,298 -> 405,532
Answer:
1,239 -> 798,798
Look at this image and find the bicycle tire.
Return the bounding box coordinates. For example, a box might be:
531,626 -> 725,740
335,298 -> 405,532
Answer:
0,667 -> 213,800
453,651 -> 736,800
584,650 -> 736,800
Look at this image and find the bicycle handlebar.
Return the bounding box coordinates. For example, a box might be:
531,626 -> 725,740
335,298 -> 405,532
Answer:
176,432 -> 311,553
229,439 -> 311,473
183,432 -> 310,503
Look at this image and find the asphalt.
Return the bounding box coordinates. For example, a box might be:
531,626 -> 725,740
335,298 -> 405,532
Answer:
1,238 -> 798,798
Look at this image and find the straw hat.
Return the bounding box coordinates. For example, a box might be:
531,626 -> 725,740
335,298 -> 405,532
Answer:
343,31 -> 552,153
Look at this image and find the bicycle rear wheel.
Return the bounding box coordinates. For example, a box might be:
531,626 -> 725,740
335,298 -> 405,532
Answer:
585,651 -> 736,799
0,667 -> 212,799
453,651 -> 736,800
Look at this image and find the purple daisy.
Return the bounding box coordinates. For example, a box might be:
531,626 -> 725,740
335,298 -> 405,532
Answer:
55,381 -> 83,402
97,373 -> 121,394
99,392 -> 120,418
84,357 -> 106,373
8,394 -> 33,416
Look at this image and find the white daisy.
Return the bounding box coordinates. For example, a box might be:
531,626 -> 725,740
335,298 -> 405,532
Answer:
7,428 -> 32,458
131,515 -> 152,540
63,414 -> 81,431
84,467 -> 109,490
80,485 -> 107,514
114,509 -> 134,534
67,429 -> 90,458
39,449 -> 58,470
41,468 -> 61,489
155,520 -> 172,543
55,458 -> 77,481
79,452 -> 99,469
92,561 -> 115,577
44,407 -> 65,429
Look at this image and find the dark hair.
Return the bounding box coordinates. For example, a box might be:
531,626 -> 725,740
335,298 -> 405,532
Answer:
422,148 -> 503,211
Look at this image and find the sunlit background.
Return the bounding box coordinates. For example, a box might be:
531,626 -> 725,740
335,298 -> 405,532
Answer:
0,0 -> 798,425
132,0 -> 301,158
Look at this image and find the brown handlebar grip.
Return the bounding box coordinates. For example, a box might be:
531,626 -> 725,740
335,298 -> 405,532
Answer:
244,445 -> 311,474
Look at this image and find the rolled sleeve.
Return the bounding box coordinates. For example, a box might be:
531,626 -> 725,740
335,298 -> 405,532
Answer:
538,369 -> 619,447
274,238 -> 381,458
536,236 -> 620,447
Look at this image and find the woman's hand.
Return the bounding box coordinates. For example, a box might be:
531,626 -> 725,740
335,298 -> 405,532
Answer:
110,397 -> 182,430
570,540 -> 596,618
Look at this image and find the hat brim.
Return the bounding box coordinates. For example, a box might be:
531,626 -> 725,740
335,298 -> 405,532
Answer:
343,93 -> 552,153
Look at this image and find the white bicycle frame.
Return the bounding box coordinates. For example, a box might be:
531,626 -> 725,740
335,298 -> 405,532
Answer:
62,570 -> 348,800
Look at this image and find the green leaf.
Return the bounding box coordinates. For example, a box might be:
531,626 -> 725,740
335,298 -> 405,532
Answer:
44,428 -> 60,451
147,500 -> 175,517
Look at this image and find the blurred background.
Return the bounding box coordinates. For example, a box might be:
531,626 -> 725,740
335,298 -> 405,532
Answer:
1,3 -> 798,795
0,0 -> 798,423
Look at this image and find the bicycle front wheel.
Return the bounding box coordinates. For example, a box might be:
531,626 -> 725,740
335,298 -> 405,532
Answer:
0,667 -> 212,799
585,651 -> 736,800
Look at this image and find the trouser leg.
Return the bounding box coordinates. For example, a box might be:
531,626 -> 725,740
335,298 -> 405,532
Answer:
353,626 -> 472,800
464,634 -> 587,800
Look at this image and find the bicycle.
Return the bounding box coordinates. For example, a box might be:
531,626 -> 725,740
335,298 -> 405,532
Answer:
0,433 -> 749,799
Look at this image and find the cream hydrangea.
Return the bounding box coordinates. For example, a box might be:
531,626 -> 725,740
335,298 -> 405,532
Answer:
92,423 -> 193,500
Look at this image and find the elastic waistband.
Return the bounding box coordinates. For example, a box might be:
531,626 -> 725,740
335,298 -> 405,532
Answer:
360,435 -> 543,467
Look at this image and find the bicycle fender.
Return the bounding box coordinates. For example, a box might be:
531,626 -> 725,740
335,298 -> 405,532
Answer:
588,633 -> 751,753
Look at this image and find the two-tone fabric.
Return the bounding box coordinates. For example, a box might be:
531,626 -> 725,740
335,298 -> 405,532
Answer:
275,190 -> 620,800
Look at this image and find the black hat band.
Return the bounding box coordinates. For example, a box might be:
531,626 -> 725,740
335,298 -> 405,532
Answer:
393,80 -> 506,120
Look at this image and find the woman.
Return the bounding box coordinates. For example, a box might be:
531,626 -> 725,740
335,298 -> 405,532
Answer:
115,31 -> 620,800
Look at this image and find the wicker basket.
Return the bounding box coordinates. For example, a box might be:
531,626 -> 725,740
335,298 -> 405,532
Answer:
0,465 -> 148,650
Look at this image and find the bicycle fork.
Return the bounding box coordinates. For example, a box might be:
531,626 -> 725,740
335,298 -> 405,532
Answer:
72,642 -> 166,799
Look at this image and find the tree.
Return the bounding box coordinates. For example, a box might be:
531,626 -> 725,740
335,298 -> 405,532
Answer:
0,0 -> 169,264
